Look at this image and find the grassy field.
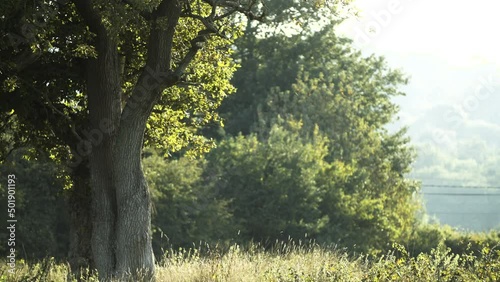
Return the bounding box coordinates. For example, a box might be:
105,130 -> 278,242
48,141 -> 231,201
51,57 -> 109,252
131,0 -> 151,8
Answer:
1,242 -> 499,281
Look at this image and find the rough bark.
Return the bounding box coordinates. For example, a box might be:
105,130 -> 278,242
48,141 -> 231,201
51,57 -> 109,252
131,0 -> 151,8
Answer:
86,31 -> 122,280
114,115 -> 155,280
72,1 -> 119,279
112,3 -> 181,278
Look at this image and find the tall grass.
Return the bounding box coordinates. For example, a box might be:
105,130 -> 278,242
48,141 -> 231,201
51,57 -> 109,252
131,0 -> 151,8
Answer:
1,240 -> 499,281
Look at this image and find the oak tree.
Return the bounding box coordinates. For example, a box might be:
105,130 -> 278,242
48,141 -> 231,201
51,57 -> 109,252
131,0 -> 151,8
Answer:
1,0 -> 256,280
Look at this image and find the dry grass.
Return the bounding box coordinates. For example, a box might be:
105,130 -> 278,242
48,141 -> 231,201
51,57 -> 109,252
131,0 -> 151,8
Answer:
156,244 -> 363,282
1,242 -> 498,281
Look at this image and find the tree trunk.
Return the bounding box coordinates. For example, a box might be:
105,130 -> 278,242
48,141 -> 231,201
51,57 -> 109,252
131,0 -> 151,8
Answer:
110,2 -> 180,278
73,1 -> 181,280
114,114 -> 155,280
84,26 -> 158,282
86,30 -> 121,280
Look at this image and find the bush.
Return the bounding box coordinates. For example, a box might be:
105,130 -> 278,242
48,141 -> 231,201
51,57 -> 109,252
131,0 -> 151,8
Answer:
204,124 -> 330,244
367,243 -> 500,282
405,224 -> 448,255
444,229 -> 500,257
143,148 -> 235,255
0,149 -> 69,260
405,224 -> 500,258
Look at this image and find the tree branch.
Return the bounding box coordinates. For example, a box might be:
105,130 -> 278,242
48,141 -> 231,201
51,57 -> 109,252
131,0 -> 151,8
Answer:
123,0 -> 267,119
181,0 -> 266,37
122,0 -> 181,118
215,0 -> 266,21
145,0 -> 180,71
172,30 -> 212,79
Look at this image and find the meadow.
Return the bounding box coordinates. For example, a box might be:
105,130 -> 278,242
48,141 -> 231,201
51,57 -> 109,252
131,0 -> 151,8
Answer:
2,239 -> 499,282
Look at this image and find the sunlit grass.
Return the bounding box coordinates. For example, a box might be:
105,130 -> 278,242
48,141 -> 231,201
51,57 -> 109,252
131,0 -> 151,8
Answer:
1,241 -> 499,281
156,242 -> 363,282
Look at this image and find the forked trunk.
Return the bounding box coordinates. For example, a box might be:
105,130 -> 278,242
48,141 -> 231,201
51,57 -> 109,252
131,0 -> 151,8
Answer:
73,1 -> 181,280
83,27 -> 156,281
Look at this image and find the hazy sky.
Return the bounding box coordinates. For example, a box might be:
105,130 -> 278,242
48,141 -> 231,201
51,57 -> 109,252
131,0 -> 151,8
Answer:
340,0 -> 500,66
336,0 -> 500,125
405,1 -> 498,66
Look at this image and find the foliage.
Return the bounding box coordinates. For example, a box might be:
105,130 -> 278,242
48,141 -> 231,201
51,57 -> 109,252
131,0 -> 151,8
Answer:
444,230 -> 500,258
143,14 -> 243,156
366,243 -> 500,282
212,23 -> 420,254
0,0 -> 245,159
274,67 -> 418,253
143,148 -> 234,255
0,148 -> 69,259
405,224 -> 500,258
0,258 -> 76,282
205,124 -> 330,243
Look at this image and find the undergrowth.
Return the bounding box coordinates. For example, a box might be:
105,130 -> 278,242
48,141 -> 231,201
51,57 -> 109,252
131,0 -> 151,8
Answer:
1,239 -> 499,282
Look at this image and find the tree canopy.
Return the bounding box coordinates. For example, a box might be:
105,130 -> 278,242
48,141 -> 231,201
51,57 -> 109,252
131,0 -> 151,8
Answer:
206,22 -> 420,253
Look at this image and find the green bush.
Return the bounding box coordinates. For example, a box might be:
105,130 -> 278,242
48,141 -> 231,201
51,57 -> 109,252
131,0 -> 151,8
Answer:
405,224 -> 447,255
444,229 -> 500,257
205,124 -> 330,244
143,148 -> 235,255
366,243 -> 500,282
405,224 -> 500,259
0,149 -> 69,260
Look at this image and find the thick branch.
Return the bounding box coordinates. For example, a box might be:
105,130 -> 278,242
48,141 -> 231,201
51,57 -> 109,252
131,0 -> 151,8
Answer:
145,0 -> 181,72
182,0 -> 265,37
121,0 -> 181,118
172,30 -> 211,78
215,0 -> 266,21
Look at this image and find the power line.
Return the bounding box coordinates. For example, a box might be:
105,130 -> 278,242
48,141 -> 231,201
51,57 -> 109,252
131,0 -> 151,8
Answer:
421,184 -> 500,189
412,176 -> 493,182
427,212 -> 500,215
420,193 -> 500,196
